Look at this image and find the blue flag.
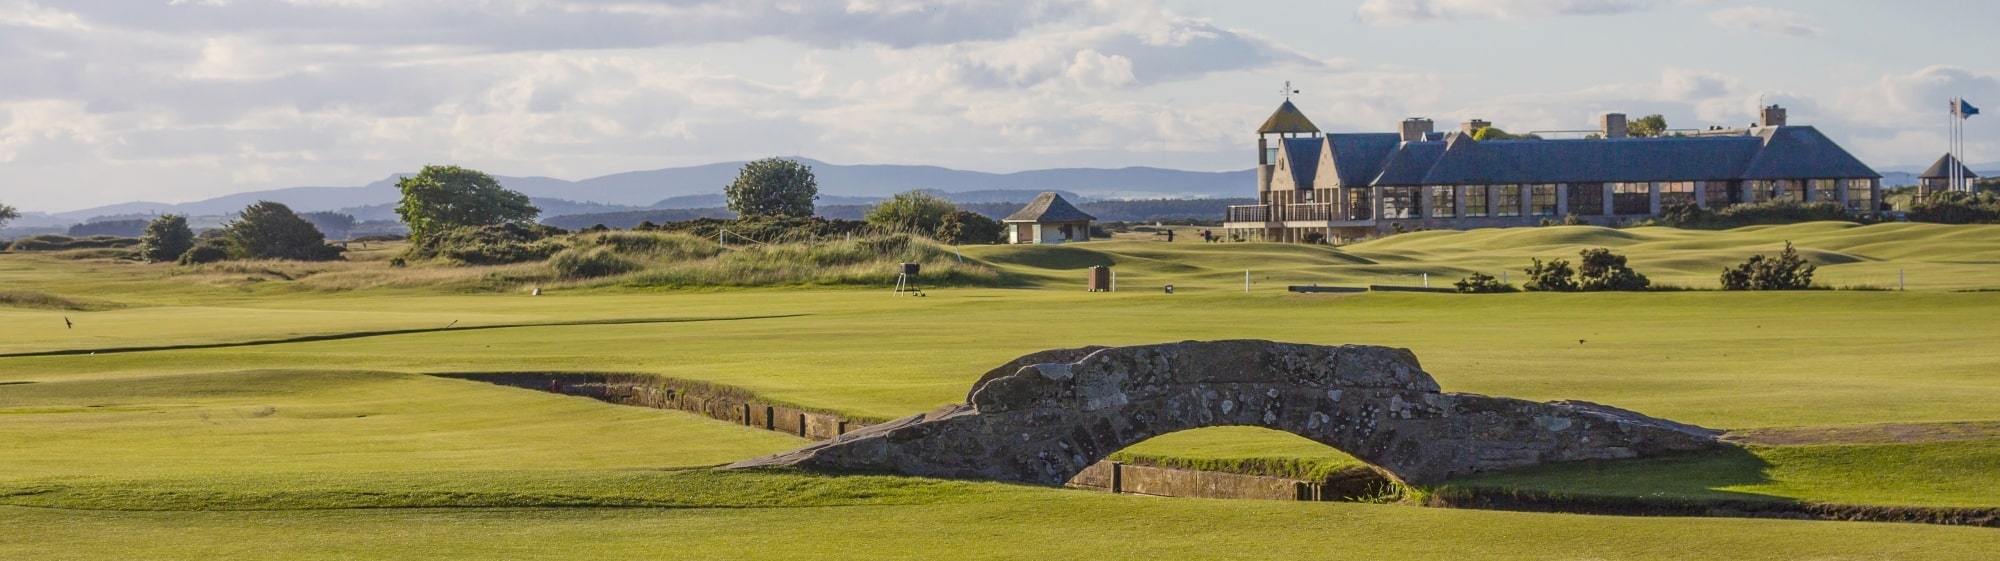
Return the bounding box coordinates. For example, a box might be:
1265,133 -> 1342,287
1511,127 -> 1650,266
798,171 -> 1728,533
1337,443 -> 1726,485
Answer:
1959,99 -> 1981,119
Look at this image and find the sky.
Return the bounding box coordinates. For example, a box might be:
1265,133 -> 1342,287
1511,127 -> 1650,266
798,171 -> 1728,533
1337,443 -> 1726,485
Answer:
2,0 -> 1996,212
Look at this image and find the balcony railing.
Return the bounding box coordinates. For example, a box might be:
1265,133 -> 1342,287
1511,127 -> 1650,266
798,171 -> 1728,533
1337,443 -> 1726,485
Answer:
1228,203 -> 1375,223
1226,204 -> 1269,223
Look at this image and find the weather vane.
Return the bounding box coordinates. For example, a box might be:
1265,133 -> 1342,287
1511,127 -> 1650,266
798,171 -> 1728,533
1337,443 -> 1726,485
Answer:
1281,80 -> 1299,100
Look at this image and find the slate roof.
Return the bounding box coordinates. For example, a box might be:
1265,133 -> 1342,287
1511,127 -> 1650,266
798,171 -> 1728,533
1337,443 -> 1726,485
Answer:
1919,153 -> 1979,179
1257,100 -> 1320,134
1328,125 -> 1877,188
1738,127 -> 1881,180
1423,133 -> 1526,185
1324,133 -> 1401,187
1282,137 -> 1323,189
1003,192 -> 1096,222
1370,141 -> 1445,186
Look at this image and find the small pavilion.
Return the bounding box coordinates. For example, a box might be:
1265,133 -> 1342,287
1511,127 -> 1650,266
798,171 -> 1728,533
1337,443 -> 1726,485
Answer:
1918,153 -> 1979,198
1004,192 -> 1096,244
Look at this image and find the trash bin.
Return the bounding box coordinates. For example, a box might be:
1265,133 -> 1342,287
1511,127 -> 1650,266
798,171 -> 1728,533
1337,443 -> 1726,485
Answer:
1087,266 -> 1111,292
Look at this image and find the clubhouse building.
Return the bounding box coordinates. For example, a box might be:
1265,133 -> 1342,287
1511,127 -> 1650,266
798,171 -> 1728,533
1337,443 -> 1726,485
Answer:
1222,101 -> 1883,243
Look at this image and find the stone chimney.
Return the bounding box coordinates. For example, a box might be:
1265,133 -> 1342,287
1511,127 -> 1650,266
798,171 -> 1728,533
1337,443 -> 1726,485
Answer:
1460,119 -> 1491,136
1600,113 -> 1628,139
1400,118 -> 1434,142
1759,105 -> 1787,127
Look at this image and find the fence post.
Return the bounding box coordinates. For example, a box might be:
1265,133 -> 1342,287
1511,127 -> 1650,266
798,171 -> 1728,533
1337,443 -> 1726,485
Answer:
1245,270 -> 1251,293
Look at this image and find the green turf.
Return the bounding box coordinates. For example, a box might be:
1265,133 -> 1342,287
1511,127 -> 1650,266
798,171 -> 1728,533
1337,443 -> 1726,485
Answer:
8,223 -> 2000,558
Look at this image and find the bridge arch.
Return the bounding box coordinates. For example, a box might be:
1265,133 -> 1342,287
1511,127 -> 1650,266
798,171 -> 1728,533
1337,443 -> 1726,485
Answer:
729,340 -> 1719,486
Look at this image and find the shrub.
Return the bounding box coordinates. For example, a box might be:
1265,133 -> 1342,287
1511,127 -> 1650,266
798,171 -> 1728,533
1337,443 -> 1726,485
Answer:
1906,192 -> 2000,224
138,215 -> 197,262
549,247 -> 640,279
864,190 -> 956,234
177,238 -> 233,265
402,222 -> 569,265
1721,241 -> 1816,290
1660,200 -> 1856,229
936,210 -> 1003,245
1302,232 -> 1327,245
226,201 -> 345,261
1523,258 -> 1577,292
1453,272 -> 1515,294
1576,247 -> 1650,291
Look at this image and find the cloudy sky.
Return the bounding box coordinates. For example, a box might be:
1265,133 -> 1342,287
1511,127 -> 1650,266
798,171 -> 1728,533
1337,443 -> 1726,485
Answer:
2,0 -> 1995,212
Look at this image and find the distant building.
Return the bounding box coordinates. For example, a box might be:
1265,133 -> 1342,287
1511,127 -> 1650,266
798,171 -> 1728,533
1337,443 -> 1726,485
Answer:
1918,153 -> 1978,199
1004,192 -> 1096,244
1224,101 -> 1883,243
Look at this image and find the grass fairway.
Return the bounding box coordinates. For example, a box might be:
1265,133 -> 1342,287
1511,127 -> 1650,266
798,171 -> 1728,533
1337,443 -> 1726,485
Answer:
5,222 -> 2000,558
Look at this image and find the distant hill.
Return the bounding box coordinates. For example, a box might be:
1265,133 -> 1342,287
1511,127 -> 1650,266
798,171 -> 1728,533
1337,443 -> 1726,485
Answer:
542,197 -> 1253,230
47,159 -> 1251,223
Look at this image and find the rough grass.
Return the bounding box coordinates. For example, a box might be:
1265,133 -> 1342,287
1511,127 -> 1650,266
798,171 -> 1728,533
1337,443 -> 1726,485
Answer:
0,289 -> 123,311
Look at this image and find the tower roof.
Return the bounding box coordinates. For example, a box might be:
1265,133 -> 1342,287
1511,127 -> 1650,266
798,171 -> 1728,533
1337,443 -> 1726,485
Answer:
1257,100 -> 1320,135
1919,153 -> 1979,179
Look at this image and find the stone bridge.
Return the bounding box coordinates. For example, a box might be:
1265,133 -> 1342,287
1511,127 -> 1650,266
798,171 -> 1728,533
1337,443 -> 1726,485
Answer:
727,340 -> 1721,485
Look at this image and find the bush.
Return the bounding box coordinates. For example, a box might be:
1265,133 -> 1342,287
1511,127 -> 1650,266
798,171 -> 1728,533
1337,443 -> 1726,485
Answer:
1523,258 -> 1577,292
226,201 -> 345,261
7,235 -> 140,252
936,210 -> 1004,245
177,238 -> 233,265
138,215 -> 196,262
402,222 -> 569,265
549,247 -> 640,279
1576,247 -> 1650,291
1906,192 -> 2000,224
864,190 -> 956,234
1660,200 -> 1856,229
1721,241 -> 1816,290
651,216 -> 871,243
1302,232 -> 1327,245
1453,272 -> 1516,294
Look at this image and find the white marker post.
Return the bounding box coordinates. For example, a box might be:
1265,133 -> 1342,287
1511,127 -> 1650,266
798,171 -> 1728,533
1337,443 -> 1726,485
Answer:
1245,270 -> 1251,293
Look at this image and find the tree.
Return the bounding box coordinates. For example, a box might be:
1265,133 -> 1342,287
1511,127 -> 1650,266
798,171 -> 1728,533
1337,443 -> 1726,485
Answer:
726,157 -> 817,218
1472,127 -> 1542,141
1576,247 -> 1650,291
1721,241 -> 1816,290
937,210 -> 1004,245
1523,258 -> 1578,292
226,201 -> 343,261
0,202 -> 17,229
138,214 -> 196,262
395,165 -> 539,242
865,190 -> 956,233
1628,114 -> 1668,138
1454,272 -> 1516,293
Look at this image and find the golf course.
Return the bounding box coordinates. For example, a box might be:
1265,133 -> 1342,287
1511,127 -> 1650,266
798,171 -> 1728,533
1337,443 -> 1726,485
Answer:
6,222 -> 2000,559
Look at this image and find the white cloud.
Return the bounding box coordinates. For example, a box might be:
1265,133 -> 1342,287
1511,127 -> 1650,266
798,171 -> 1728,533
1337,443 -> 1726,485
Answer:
1355,0 -> 1666,25
1707,6 -> 1821,38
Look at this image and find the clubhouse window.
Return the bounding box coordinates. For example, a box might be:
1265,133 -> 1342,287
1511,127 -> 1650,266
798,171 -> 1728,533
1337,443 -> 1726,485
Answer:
1530,184 -> 1558,216
1465,185 -> 1490,218
1569,183 -> 1605,216
1429,186 -> 1457,218
1496,185 -> 1522,217
1611,182 -> 1650,215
